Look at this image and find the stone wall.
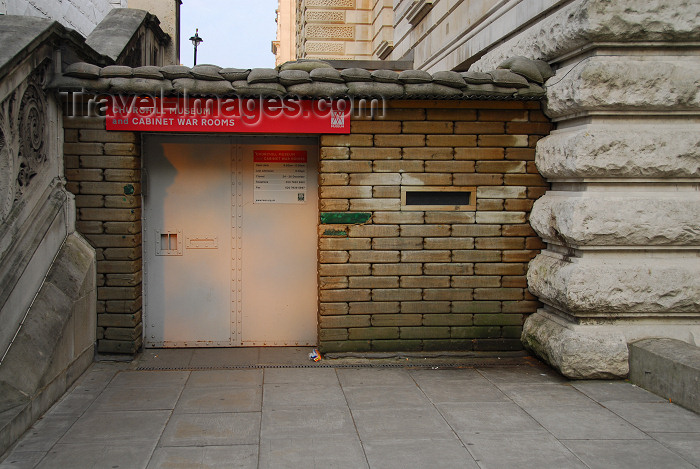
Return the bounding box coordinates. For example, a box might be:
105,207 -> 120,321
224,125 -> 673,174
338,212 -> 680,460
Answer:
0,20 -> 97,455
317,100 -> 551,352
1,0 -> 126,37
468,0 -> 700,378
296,0 -> 376,61
390,0 -> 561,72
63,115 -> 142,354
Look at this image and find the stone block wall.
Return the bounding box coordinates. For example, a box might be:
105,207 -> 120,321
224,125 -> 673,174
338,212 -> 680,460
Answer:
63,115 -> 142,354
317,100 -> 551,353
467,0 -> 700,378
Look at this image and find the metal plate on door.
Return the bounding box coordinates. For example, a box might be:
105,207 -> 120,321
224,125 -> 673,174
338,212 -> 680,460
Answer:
156,230 -> 182,256
186,235 -> 219,249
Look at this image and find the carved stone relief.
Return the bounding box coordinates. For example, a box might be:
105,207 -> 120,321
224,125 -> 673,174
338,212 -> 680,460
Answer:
305,25 -> 355,39
305,41 -> 345,53
304,0 -> 355,8
0,63 -> 49,222
306,10 -> 346,23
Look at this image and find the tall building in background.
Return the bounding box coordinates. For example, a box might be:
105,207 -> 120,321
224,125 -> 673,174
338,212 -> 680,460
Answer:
293,0 -> 394,61
127,0 -> 181,65
273,0 -> 296,65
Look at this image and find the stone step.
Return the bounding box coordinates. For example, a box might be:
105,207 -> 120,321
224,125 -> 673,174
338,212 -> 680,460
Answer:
629,338 -> 700,413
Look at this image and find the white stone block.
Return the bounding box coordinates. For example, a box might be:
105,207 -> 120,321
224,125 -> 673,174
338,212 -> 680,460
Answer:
522,310 -> 629,379
471,0 -> 700,71
530,192 -> 700,246
545,56 -> 700,120
536,125 -> 700,179
527,251 -> 700,315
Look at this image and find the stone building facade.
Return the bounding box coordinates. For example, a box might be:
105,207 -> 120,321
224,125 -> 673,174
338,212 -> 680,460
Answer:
0,8 -> 169,454
0,0 -> 127,37
278,0 -> 700,378
293,0 -> 394,61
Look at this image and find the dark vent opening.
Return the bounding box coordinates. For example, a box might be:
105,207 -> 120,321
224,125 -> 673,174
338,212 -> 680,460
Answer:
405,190 -> 471,206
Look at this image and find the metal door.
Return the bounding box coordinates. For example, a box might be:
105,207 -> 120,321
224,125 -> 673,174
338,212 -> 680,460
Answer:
239,141 -> 318,346
142,135 -> 318,347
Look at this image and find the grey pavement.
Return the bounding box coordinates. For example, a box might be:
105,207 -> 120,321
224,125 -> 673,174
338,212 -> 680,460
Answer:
1,348 -> 699,468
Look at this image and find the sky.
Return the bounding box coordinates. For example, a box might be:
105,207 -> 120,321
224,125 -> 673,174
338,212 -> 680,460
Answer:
179,0 -> 279,68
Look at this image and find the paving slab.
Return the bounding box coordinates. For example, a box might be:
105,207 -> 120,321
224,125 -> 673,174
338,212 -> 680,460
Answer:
419,379 -> 510,403
186,369 -> 263,387
261,406 -> 356,439
602,401 -> 700,433
147,445 -> 258,469
7,416 -> 75,453
525,404 -> 650,440
562,439 -> 697,469
159,412 -> 260,446
174,386 -> 262,413
649,432 -> 700,467
343,385 -> 431,410
109,370 -> 190,388
0,450 -> 44,468
87,385 -> 183,412
263,383 -> 346,408
363,438 -> 478,469
438,402 -> 546,436
35,443 -> 157,469
499,383 -> 597,408
478,365 -> 566,385
258,436 -> 367,469
336,368 -> 415,387
263,368 -> 338,385
352,406 -> 457,441
57,410 -> 170,445
571,380 -> 668,404
408,368 -> 485,382
464,433 -> 587,469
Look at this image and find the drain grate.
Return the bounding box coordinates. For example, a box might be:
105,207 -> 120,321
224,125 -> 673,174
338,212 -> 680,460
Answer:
135,360 -> 521,371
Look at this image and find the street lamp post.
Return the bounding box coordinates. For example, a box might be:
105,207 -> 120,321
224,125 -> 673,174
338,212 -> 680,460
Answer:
189,29 -> 203,66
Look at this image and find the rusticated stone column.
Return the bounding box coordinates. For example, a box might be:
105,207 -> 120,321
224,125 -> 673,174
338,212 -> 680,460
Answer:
470,0 -> 700,378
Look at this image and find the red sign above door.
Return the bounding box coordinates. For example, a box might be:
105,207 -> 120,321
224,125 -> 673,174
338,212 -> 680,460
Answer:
105,96 -> 351,133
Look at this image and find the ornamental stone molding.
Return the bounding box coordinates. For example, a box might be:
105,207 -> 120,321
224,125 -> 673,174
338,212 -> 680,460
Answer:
305,41 -> 345,54
305,10 -> 345,23
305,25 -> 355,40
304,0 -> 355,8
0,64 -> 49,223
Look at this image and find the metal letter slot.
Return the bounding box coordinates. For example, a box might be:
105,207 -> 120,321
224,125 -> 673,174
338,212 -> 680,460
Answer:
155,230 -> 183,255
186,235 -> 219,249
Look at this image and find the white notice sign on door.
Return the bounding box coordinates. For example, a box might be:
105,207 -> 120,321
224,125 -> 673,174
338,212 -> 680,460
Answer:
253,150 -> 307,204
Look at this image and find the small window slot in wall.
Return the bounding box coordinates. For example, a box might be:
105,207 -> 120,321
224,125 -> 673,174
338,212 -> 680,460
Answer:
155,230 -> 183,256
401,186 -> 476,211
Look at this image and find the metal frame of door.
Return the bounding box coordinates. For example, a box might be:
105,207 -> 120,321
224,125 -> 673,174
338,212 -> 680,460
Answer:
141,134 -> 318,347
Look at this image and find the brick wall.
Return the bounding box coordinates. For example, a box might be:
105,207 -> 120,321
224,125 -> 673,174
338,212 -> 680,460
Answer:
63,99 -> 551,355
317,101 -> 551,353
63,116 -> 142,354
